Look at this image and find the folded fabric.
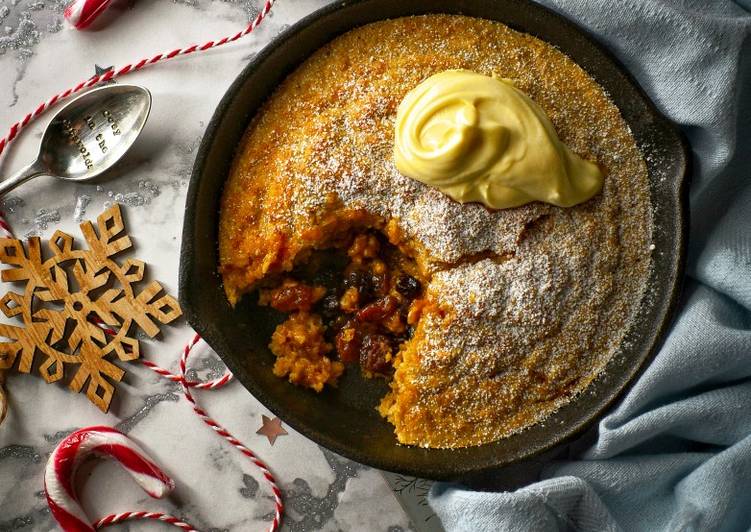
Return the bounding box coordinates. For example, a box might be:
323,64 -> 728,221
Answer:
430,1 -> 751,530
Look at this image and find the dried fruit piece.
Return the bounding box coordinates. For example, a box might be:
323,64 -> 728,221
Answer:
395,274 -> 422,299
335,322 -> 361,363
369,272 -> 388,297
360,333 -> 393,377
319,293 -> 341,318
259,278 -> 325,312
357,295 -> 398,322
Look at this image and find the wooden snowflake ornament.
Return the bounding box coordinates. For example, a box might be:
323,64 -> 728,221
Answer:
0,204 -> 181,412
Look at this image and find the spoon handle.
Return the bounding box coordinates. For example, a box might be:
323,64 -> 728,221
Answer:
0,161 -> 45,197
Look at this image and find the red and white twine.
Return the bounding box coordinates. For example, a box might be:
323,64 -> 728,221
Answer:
0,0 -> 275,160
93,512 -> 197,531
177,335 -> 284,531
1,0 -> 284,530
141,356 -> 233,390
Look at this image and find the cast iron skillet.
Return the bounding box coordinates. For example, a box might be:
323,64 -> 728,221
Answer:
180,0 -> 689,480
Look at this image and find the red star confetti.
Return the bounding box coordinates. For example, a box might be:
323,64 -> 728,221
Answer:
256,415 -> 288,446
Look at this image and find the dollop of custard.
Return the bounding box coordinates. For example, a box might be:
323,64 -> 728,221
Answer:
394,70 -> 603,209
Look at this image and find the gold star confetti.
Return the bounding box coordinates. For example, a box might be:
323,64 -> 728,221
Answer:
256,415 -> 288,446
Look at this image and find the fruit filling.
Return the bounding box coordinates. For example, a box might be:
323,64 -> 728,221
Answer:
259,230 -> 426,389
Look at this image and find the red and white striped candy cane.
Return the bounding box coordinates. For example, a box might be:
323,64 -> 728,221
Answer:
88,323 -> 283,531
44,425 -> 194,532
64,0 -> 115,30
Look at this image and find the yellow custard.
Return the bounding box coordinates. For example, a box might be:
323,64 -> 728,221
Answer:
394,70 -> 604,209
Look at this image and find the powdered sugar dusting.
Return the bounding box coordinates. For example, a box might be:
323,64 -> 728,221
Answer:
220,15 -> 653,448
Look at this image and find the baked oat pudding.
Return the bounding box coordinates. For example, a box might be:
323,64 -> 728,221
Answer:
218,15 -> 652,449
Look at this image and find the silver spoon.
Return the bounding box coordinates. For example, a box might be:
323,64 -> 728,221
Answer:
0,84 -> 151,196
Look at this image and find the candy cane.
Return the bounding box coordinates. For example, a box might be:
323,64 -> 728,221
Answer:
44,426 -> 191,532
89,318 -> 283,530
64,0 -> 115,30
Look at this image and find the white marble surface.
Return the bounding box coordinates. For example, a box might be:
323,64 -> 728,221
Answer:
0,1 -> 442,530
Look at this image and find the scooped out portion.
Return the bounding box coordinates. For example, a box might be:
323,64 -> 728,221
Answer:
259,228 -> 429,389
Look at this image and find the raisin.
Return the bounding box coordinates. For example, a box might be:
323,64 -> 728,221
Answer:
356,295 -> 398,322
343,270 -> 373,303
370,273 -> 388,297
344,270 -> 367,289
395,274 -> 421,299
335,323 -> 361,363
320,293 -> 341,319
264,282 -> 324,312
360,333 -> 393,376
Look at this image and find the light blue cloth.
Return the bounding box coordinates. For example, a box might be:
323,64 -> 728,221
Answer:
430,1 -> 751,530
